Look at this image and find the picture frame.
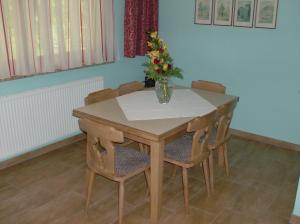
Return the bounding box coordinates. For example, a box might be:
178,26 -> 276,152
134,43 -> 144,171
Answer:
233,0 -> 255,27
213,0 -> 234,26
255,0 -> 279,29
194,0 -> 214,25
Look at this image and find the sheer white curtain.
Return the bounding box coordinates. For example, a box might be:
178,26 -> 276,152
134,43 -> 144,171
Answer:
0,0 -> 116,79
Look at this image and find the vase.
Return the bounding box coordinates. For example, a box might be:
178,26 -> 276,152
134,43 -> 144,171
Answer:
155,77 -> 173,104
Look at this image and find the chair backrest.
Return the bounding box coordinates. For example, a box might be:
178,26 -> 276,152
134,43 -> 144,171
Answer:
191,80 -> 226,94
214,99 -> 238,146
79,119 -> 124,176
84,88 -> 119,105
187,110 -> 216,162
118,81 -> 144,96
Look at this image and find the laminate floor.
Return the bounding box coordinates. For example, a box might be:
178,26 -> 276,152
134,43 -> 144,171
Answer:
0,137 -> 299,224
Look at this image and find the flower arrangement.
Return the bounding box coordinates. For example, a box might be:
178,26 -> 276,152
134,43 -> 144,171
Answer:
143,32 -> 183,81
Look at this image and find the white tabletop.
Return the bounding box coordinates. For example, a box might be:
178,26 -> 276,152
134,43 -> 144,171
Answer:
116,89 -> 217,121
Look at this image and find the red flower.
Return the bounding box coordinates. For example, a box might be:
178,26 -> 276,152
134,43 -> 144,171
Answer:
168,64 -> 172,69
159,48 -> 164,53
154,58 -> 160,64
156,68 -> 161,74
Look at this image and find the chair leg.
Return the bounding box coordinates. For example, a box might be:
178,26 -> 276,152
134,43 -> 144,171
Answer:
182,168 -> 189,214
223,143 -> 230,176
218,145 -> 225,167
144,168 -> 151,198
86,168 -> 95,211
208,153 -> 214,193
202,160 -> 211,197
139,143 -> 145,153
172,165 -> 178,178
139,143 -> 150,154
118,182 -> 125,224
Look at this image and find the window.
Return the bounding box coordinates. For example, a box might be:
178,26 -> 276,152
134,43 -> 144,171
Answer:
0,0 -> 116,80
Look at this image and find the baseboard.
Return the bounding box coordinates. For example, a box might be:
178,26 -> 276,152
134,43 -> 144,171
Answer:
290,215 -> 300,224
1,129 -> 299,170
0,134 -> 86,170
230,129 -> 300,152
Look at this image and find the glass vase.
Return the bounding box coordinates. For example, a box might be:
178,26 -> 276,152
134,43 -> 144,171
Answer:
155,77 -> 173,104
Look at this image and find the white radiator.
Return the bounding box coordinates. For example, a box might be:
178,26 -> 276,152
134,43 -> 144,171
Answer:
0,76 -> 104,162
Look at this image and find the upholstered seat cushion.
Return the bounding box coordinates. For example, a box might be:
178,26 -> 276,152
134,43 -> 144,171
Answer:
115,146 -> 150,176
165,134 -> 193,162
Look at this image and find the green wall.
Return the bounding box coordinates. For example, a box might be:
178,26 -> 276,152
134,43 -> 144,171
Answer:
0,0 -> 145,97
159,0 -> 300,145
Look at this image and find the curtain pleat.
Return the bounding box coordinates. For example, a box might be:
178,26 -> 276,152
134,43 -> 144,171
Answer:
0,0 -> 116,79
124,0 -> 158,58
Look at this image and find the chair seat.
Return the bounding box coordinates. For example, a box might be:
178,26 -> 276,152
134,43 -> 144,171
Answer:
115,146 -> 150,176
165,134 -> 193,162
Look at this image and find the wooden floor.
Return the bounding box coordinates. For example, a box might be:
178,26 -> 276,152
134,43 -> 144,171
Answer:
0,137 -> 299,224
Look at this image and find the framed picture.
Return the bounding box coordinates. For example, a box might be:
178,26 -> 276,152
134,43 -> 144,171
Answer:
255,0 -> 279,28
213,0 -> 234,26
233,0 -> 255,27
194,0 -> 214,25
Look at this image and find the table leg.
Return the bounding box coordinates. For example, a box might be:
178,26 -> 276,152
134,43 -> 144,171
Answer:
150,141 -> 164,224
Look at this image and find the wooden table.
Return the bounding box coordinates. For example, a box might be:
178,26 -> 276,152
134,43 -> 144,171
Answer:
73,87 -> 238,224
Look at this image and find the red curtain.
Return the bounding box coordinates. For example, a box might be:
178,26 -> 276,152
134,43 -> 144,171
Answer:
124,0 -> 158,58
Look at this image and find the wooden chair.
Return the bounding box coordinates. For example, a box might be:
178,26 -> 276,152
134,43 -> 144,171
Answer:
79,119 -> 150,224
84,87 -> 142,148
191,80 -> 226,94
118,81 -> 146,148
118,81 -> 144,96
164,110 -> 216,213
84,88 -> 119,105
208,99 -> 237,192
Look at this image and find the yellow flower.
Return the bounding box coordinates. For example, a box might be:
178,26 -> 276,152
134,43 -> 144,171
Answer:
163,64 -> 168,71
150,31 -> 158,39
149,50 -> 160,58
147,41 -> 153,47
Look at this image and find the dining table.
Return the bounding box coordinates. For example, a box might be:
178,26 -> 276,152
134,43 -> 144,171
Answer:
72,86 -> 238,224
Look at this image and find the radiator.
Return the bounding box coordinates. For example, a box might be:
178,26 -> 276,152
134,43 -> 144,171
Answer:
0,76 -> 104,162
